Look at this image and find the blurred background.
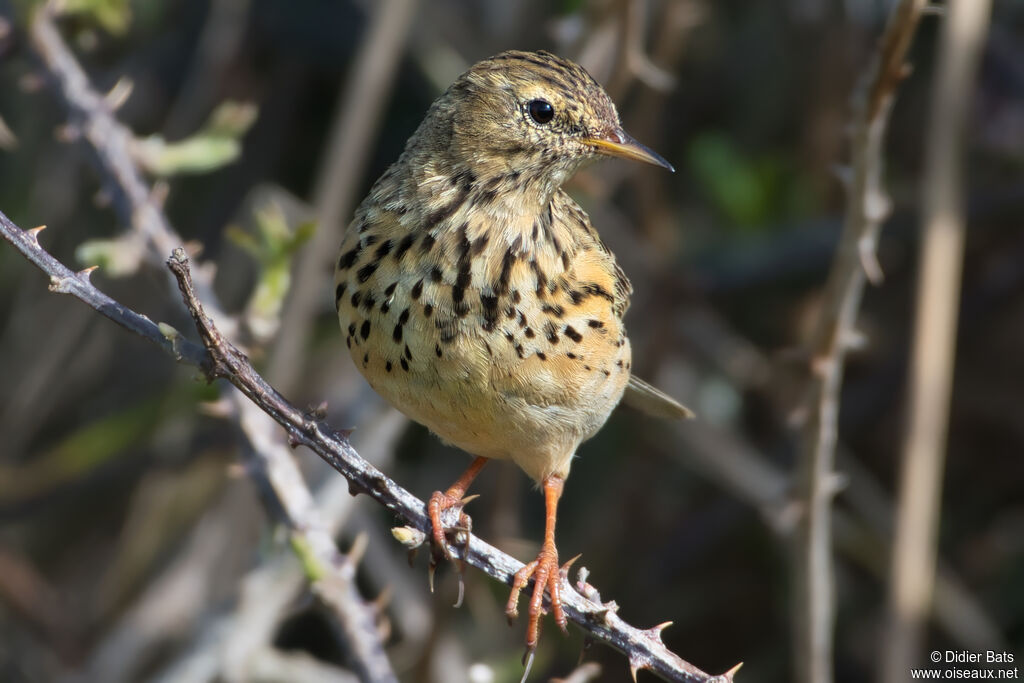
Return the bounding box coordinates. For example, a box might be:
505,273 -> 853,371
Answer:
0,0 -> 1022,681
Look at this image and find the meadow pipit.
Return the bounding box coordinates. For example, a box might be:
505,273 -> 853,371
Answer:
334,49 -> 691,661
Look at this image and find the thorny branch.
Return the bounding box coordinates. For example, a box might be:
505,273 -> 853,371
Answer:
27,6 -> 233,334
795,3 -> 928,683
0,209 -> 738,682
26,6 -> 395,680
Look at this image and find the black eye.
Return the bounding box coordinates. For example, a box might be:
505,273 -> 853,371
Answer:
527,99 -> 555,124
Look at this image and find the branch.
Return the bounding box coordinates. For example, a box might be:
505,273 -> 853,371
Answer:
0,209 -> 736,683
25,7 -> 394,679
27,6 -> 233,333
795,3 -> 927,683
883,0 -> 992,680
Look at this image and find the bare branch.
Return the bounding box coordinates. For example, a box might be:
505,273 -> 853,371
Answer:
795,3 -> 928,683
24,8 -> 395,679
27,6 -> 233,334
883,1 -> 992,680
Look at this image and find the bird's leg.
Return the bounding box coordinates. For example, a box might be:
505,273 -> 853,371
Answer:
428,456 -> 487,560
506,474 -> 572,655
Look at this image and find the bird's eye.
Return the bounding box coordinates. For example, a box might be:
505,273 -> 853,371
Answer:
527,99 -> 555,124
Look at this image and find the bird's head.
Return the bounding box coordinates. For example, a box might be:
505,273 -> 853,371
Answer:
422,50 -> 672,201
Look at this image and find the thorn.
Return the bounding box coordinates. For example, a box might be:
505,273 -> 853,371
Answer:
560,553 -> 582,577
644,621 -> 673,643
286,433 -> 301,449
406,547 -> 418,567
721,661 -> 744,681
77,265 -> 98,281
27,225 -> 46,244
333,427 -> 354,440
104,76 -> 134,111
347,532 -> 368,566
428,557 -> 438,594
459,493 -> 480,506
629,655 -> 642,683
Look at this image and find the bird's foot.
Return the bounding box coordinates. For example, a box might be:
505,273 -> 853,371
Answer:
427,490 -> 475,559
426,490 -> 476,605
505,542 -> 578,655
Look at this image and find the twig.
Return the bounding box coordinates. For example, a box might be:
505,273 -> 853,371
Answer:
883,1 -> 992,680
0,211 -> 736,683
229,391 -> 397,683
795,3 -> 927,683
25,8 -> 395,679
27,5 -> 234,335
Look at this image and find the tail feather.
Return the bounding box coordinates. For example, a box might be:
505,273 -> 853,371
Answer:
622,375 -> 695,420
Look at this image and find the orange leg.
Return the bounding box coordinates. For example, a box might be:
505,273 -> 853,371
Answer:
427,456 -> 487,559
505,474 -> 572,653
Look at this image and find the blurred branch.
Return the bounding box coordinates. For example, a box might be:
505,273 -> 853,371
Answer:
0,211 -> 736,683
795,3 -> 927,683
26,5 -> 233,333
883,1 -> 992,680
267,0 -> 418,394
23,8 -> 396,680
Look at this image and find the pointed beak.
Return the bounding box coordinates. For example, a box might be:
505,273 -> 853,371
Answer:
584,128 -> 675,172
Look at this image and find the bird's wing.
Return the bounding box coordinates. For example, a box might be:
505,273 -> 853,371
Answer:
622,375 -> 695,420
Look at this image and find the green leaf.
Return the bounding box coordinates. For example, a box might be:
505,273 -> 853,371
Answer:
134,135 -> 241,176
61,0 -> 132,34
134,101 -> 258,177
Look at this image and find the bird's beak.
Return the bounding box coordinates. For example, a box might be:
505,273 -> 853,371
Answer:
585,128 -> 675,172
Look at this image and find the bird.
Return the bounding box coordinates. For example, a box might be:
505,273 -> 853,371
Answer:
333,49 -> 692,662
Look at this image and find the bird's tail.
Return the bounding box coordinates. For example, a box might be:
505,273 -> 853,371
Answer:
622,375 -> 695,420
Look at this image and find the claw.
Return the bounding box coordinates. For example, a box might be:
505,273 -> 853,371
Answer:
453,571 -> 465,608
506,541 -> 567,647
520,646 -> 536,683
